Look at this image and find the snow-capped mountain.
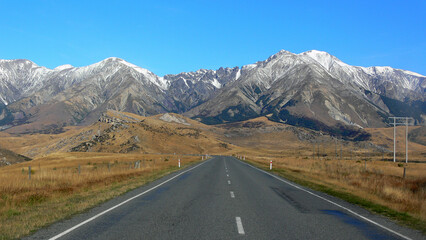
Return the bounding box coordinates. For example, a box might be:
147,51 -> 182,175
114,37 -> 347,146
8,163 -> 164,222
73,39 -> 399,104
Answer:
0,57 -> 175,132
186,50 -> 425,137
0,50 -> 424,137
163,67 -> 240,112
300,50 -> 424,100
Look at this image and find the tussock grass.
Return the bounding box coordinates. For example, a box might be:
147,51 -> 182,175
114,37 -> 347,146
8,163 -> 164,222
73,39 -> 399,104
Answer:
0,152 -> 202,239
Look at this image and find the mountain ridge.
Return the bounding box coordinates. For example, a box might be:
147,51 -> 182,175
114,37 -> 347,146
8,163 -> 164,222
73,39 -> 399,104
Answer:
0,50 -> 424,137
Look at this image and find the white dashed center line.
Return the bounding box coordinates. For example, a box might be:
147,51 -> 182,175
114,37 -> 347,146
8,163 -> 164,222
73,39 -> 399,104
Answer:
235,217 -> 245,235
227,174 -> 229,177
230,191 -> 235,198
228,180 -> 231,185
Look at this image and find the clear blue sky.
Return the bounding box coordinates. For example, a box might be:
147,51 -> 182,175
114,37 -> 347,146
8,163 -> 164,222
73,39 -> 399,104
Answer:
0,0 -> 425,76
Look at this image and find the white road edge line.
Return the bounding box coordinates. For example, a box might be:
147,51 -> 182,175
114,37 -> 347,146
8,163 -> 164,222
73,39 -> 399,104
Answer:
48,158 -> 213,240
230,191 -> 235,198
239,159 -> 413,240
228,180 -> 231,185
236,217 -> 245,235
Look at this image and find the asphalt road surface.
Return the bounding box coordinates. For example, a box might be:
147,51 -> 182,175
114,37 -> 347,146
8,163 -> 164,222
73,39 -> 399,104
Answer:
26,156 -> 424,240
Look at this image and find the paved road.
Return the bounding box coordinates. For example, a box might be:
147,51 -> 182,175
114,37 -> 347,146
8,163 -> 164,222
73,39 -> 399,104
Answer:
27,156 -> 423,240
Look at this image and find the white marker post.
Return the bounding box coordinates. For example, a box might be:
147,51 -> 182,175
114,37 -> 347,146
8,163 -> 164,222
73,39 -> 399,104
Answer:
270,160 -> 272,170
178,159 -> 181,168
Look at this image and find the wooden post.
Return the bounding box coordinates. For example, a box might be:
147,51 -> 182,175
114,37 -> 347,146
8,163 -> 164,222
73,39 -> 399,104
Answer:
403,167 -> 406,179
312,143 -> 315,160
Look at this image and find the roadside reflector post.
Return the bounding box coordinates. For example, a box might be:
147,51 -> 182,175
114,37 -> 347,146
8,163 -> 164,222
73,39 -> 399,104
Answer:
178,158 -> 181,168
403,166 -> 406,179
202,156 -> 204,161
270,160 -> 272,170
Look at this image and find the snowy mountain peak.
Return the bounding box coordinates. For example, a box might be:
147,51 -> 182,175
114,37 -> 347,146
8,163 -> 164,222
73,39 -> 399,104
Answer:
267,50 -> 294,60
104,57 -> 124,62
300,50 -> 346,71
275,49 -> 292,55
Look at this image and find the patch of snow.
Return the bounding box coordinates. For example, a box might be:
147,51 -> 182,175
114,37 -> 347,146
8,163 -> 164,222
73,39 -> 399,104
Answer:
235,68 -> 241,80
179,77 -> 189,87
0,95 -> 7,105
54,64 -> 74,71
402,70 -> 425,78
211,78 -> 221,88
242,64 -> 257,70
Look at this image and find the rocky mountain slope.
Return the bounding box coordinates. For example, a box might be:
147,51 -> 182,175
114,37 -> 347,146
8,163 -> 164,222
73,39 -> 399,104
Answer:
187,50 -> 424,138
0,50 -> 424,137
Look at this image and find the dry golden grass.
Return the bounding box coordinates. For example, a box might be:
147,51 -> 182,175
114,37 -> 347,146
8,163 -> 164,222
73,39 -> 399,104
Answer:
0,112 -> 425,236
0,152 -> 203,239
241,145 -> 426,223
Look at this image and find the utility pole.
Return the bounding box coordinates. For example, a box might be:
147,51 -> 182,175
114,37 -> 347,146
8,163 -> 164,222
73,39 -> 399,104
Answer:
406,117 -> 408,164
393,117 -> 396,162
389,117 -> 413,164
